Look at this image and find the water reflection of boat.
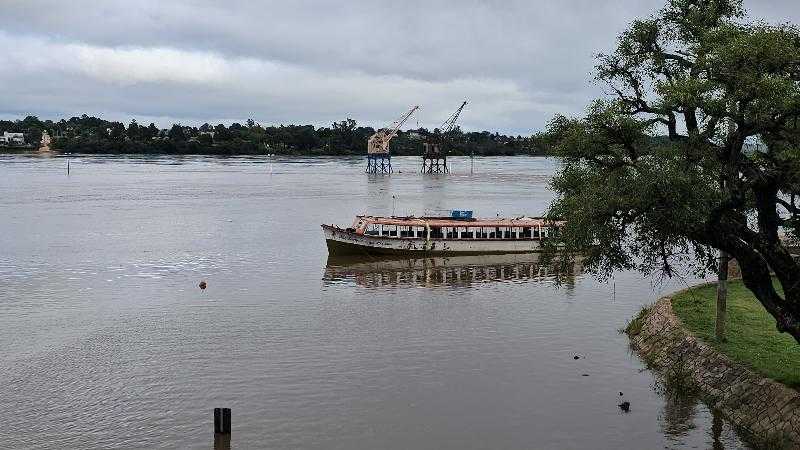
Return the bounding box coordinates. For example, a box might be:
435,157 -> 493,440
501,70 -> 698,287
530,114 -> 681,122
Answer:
323,253 -> 582,288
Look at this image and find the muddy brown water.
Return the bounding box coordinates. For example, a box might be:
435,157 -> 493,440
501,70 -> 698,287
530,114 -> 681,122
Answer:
0,155 -> 752,449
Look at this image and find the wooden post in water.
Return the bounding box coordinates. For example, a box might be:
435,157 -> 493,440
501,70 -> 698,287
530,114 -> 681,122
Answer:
214,433 -> 231,450
213,407 -> 231,449
470,150 -> 474,174
214,408 -> 231,434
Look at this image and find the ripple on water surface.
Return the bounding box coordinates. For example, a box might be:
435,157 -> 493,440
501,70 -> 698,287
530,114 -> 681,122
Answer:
0,155 -> 751,449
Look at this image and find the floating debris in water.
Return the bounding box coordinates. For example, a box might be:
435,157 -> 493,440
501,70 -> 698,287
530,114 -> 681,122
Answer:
618,401 -> 630,412
199,280 -> 207,290
573,355 -> 580,360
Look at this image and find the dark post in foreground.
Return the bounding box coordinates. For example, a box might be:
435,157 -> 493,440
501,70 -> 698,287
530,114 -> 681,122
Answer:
214,408 -> 231,434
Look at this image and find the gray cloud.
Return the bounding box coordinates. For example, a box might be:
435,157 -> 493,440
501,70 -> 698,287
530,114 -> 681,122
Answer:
2,0 -> 798,134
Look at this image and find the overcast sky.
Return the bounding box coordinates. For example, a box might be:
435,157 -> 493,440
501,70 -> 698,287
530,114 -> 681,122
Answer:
2,0 -> 798,134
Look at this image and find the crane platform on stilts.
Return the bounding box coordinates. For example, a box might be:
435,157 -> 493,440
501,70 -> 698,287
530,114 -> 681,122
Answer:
422,100 -> 467,174
366,105 -> 419,174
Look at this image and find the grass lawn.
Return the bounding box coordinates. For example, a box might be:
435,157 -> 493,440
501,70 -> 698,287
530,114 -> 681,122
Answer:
671,280 -> 800,388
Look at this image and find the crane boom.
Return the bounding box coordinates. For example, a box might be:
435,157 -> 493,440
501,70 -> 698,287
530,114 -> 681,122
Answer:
385,105 -> 419,141
441,100 -> 468,134
367,105 -> 419,154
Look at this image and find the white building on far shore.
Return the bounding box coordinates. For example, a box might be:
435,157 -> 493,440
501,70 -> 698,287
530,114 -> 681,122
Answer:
0,132 -> 24,146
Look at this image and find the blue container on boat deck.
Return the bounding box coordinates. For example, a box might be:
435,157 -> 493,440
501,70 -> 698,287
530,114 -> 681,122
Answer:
450,210 -> 473,219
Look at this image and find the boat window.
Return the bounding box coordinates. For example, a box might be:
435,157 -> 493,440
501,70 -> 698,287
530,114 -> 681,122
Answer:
533,226 -> 540,238
503,228 -> 511,239
522,227 -> 531,238
366,224 -> 380,236
430,227 -> 443,239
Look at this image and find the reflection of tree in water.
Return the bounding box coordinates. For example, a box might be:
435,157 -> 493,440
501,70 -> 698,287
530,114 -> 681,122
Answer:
651,354 -> 702,442
711,410 -> 724,450
657,380 -> 700,442
654,375 -> 753,450
323,254 -> 582,289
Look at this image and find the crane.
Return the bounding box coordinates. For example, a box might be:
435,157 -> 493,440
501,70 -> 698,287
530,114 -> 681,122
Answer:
421,101 -> 467,174
368,105 -> 420,154
440,100 -> 468,135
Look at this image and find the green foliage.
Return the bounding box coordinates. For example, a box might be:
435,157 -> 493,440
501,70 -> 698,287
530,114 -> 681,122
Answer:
0,115 -> 49,147
662,356 -> 699,398
672,280 -> 800,387
4,114 -> 540,156
543,0 -> 800,343
547,101 -> 720,277
624,305 -> 651,336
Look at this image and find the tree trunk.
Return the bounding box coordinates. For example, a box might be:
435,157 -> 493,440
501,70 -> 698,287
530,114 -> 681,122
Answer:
732,242 -> 800,345
715,112 -> 733,343
715,251 -> 729,342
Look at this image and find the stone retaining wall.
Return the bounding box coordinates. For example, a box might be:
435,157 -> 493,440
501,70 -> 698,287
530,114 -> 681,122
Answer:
627,296 -> 800,448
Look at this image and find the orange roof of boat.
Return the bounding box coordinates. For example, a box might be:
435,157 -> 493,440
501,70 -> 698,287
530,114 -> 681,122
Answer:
356,215 -> 562,228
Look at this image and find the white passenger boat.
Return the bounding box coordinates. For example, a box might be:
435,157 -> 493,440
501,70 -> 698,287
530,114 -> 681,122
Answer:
321,213 -> 562,256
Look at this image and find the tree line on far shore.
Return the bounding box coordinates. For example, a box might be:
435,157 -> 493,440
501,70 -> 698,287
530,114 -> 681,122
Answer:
0,115 -> 553,156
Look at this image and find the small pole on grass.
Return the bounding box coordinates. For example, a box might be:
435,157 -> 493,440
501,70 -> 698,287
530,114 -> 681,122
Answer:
716,250 -> 729,342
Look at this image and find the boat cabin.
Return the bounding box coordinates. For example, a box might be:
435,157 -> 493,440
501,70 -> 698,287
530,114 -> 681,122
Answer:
350,216 -> 559,240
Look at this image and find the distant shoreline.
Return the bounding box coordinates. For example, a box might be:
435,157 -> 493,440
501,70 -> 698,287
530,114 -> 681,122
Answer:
0,149 -> 549,158
1,116 -> 549,158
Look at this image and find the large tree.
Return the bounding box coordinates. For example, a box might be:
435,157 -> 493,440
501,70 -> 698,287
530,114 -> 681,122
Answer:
546,0 -> 800,342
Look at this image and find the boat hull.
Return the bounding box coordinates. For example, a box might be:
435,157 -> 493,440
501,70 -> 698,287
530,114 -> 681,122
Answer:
322,225 -> 544,256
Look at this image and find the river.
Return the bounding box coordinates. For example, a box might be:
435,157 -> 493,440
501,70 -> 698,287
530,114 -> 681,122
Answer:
0,155 -> 751,449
